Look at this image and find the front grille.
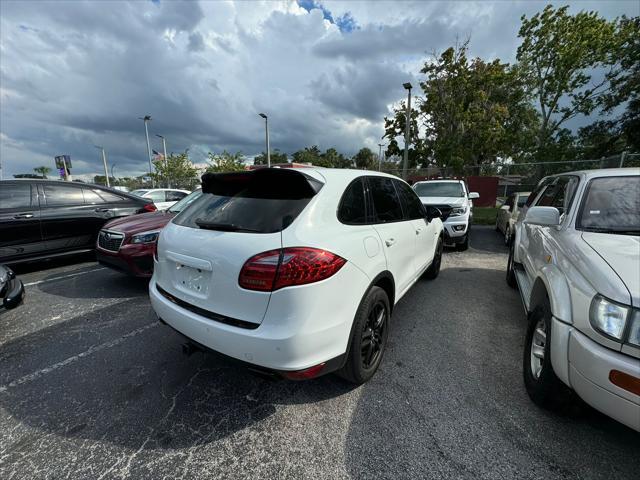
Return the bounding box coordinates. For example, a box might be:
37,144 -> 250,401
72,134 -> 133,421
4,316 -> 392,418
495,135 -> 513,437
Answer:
425,204 -> 453,220
98,230 -> 124,252
156,285 -> 260,330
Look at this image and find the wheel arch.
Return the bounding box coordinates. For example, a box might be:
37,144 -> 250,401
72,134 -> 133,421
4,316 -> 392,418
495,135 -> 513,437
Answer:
529,265 -> 572,324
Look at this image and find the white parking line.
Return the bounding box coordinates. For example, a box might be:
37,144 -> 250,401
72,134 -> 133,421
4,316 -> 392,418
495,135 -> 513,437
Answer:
0,322 -> 159,393
24,267 -> 107,287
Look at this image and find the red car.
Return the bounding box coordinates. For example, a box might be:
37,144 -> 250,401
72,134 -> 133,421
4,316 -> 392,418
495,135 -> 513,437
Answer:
96,190 -> 202,277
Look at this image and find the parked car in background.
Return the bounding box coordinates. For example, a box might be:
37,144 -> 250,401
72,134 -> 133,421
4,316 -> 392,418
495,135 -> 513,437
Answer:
97,189 -> 203,277
130,188 -> 190,211
0,180 -> 156,264
495,191 -> 531,245
506,168 -> 640,432
413,179 -> 479,250
150,168 -> 444,383
0,264 -> 24,310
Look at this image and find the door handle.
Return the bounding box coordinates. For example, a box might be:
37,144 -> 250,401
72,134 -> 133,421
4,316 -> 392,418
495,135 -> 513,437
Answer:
13,213 -> 34,219
94,208 -> 110,213
385,238 -> 396,247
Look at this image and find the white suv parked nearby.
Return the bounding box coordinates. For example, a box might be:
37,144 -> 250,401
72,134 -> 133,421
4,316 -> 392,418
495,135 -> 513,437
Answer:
150,168 -> 444,383
507,168 -> 639,431
413,180 -> 479,250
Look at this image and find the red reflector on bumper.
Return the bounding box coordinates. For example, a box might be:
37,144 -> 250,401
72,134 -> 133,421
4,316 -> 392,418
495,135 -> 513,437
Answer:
282,363 -> 326,381
609,369 -> 640,396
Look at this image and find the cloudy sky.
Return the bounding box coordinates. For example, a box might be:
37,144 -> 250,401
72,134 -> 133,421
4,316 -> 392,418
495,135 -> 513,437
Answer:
1,0 -> 637,179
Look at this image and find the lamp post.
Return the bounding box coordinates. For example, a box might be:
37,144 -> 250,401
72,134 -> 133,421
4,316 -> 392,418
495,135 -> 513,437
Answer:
94,145 -> 109,187
156,134 -> 169,188
138,115 -> 154,186
258,113 -> 270,168
378,143 -> 385,171
402,82 -> 412,180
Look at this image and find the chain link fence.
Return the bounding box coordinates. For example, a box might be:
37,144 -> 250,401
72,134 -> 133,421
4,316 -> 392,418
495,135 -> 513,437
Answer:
380,152 -> 639,200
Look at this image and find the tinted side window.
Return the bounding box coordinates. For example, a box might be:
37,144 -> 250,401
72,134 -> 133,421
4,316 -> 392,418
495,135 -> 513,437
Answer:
83,188 -> 104,204
394,179 -> 425,220
526,178 -> 552,207
166,191 -> 187,202
338,178 -> 367,224
44,185 -> 84,206
95,190 -> 125,203
0,183 -> 32,209
368,177 -> 403,223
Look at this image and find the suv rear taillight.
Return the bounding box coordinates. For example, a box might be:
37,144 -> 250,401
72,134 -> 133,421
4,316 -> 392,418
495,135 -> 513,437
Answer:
239,247 -> 346,292
142,203 -> 157,212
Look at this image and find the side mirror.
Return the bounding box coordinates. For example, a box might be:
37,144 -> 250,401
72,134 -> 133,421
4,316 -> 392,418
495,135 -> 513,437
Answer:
425,206 -> 443,222
468,192 -> 480,199
524,206 -> 560,227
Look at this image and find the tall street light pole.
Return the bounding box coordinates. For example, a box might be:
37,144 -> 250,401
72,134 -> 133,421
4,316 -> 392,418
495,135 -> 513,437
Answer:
156,134 -> 169,188
258,113 -> 270,168
402,82 -> 413,180
94,145 -> 110,187
139,115 -> 154,186
378,143 -> 385,171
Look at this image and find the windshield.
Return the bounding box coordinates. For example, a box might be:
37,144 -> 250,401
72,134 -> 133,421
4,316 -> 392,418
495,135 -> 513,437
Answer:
577,176 -> 639,234
413,182 -> 465,198
168,189 -> 202,213
130,189 -> 149,197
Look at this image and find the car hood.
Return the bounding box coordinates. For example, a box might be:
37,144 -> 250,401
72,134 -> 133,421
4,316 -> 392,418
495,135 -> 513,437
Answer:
418,196 -> 466,207
103,211 -> 175,235
582,232 -> 640,307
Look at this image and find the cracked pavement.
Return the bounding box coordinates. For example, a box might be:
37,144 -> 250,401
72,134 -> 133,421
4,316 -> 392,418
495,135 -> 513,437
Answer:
1,227 -> 638,479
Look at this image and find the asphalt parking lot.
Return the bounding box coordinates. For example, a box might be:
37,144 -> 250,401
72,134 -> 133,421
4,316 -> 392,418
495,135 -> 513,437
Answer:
1,226 -> 638,480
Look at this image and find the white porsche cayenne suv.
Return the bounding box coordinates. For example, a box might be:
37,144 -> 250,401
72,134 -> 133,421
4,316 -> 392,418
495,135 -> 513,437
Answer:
150,168 -> 444,383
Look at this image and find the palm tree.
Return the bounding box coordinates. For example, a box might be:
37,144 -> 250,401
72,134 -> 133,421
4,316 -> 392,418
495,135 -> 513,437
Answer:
33,166 -> 51,179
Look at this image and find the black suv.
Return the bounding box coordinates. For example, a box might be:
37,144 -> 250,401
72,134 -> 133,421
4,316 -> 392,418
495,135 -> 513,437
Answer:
0,180 -> 155,264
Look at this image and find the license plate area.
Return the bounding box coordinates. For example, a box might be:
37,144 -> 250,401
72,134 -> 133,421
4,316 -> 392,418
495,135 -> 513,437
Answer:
173,263 -> 210,298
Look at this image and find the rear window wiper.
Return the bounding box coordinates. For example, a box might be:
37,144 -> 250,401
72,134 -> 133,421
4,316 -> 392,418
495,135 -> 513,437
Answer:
195,219 -> 261,233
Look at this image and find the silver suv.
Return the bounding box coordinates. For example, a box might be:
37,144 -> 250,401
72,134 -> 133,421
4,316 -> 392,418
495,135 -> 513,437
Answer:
507,168 -> 639,431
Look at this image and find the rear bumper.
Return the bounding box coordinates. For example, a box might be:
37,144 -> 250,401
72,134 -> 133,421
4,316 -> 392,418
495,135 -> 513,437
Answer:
149,262 -> 368,372
568,329 -> 640,431
96,244 -> 154,278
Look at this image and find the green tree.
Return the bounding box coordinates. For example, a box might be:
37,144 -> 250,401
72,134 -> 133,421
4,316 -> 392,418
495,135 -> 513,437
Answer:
93,175 -> 116,186
152,151 -> 199,188
292,146 -> 322,165
322,148 -> 352,168
206,150 -> 246,173
253,149 -> 288,165
516,5 -> 627,161
33,166 -> 51,178
384,40 -> 537,174
353,147 -> 377,170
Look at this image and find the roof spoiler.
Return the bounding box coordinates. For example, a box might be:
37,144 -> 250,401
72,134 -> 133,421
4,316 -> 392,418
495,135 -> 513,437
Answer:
201,168 -> 323,199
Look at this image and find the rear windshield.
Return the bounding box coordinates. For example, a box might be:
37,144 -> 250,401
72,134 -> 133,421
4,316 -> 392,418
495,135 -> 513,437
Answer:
173,169 -> 322,233
413,182 -> 464,197
577,176 -> 640,234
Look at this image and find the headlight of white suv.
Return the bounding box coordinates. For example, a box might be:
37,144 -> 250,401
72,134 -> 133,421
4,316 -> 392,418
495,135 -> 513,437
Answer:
131,231 -> 160,244
589,295 -> 629,340
450,206 -> 467,217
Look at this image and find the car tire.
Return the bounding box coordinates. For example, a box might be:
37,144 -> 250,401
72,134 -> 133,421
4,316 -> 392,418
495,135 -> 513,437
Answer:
523,301 -> 573,410
506,242 -> 517,288
456,233 -> 469,251
424,237 -> 443,280
337,286 -> 390,385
